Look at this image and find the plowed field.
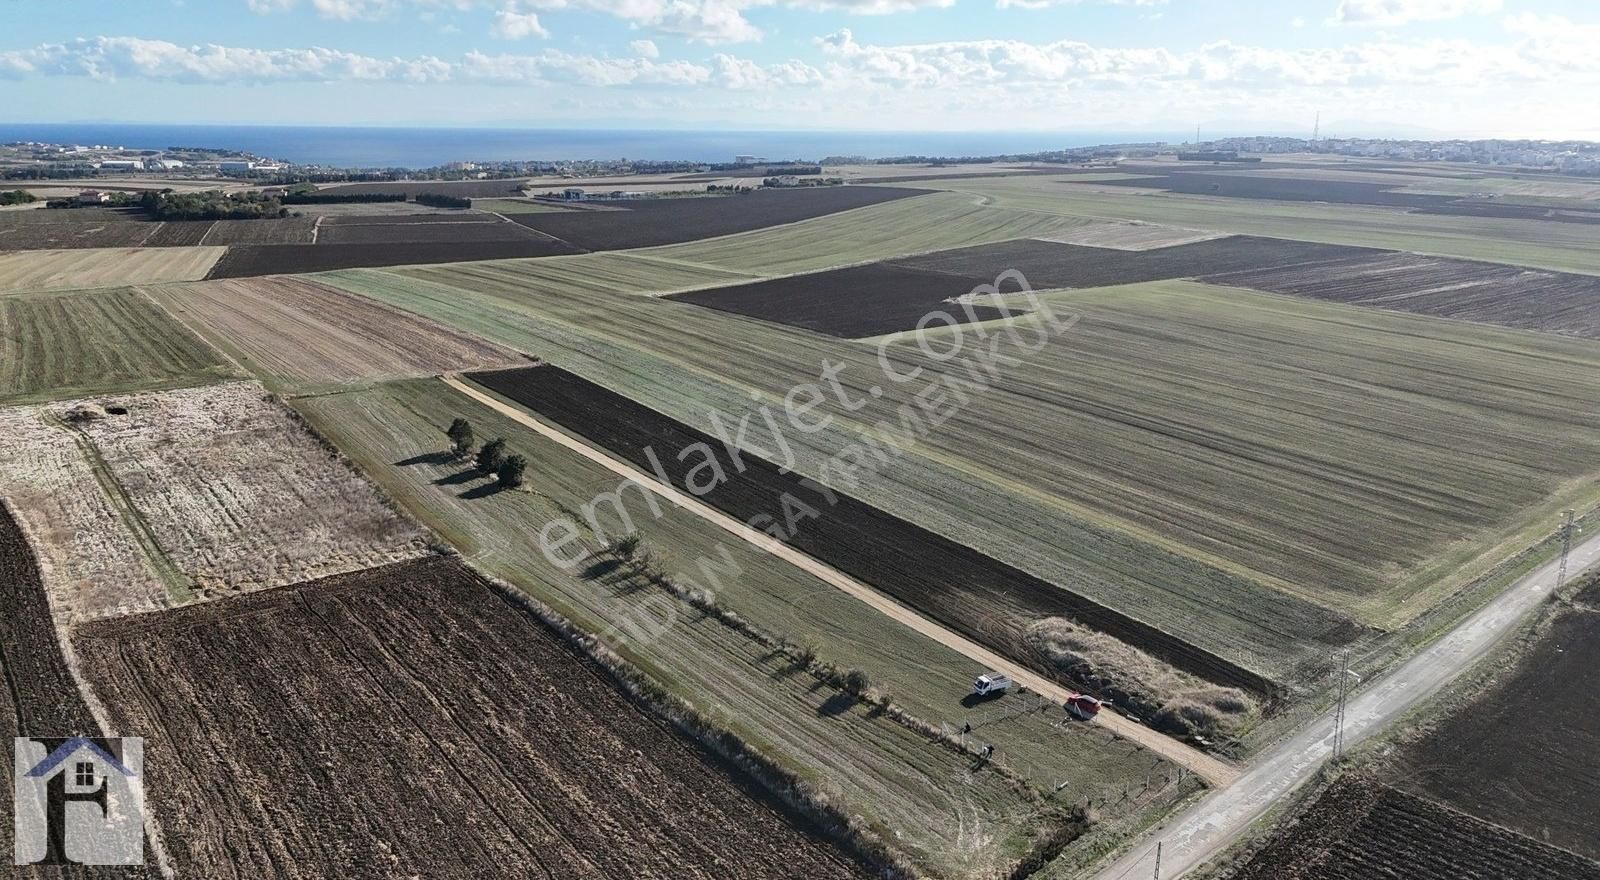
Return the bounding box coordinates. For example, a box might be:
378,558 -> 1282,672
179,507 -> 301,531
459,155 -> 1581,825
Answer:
74,556 -> 869,880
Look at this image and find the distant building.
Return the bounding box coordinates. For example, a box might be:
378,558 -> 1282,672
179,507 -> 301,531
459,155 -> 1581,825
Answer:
219,160 -> 255,173
735,154 -> 765,164
147,158 -> 185,170
77,190 -> 109,205
562,187 -> 586,200
96,159 -> 141,170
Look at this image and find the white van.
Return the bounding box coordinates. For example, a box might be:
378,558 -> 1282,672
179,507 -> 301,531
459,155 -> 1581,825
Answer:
972,672 -> 1012,697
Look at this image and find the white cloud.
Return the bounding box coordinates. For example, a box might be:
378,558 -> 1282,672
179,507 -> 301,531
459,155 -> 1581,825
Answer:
791,0 -> 951,14
995,0 -> 1163,10
630,38 -> 660,57
461,49 -> 712,85
0,36 -> 451,83
713,52 -> 821,87
1333,0 -> 1500,27
491,9 -> 549,37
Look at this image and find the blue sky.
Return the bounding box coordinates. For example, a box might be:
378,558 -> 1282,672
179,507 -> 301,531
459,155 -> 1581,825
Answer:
2,0 -> 1598,136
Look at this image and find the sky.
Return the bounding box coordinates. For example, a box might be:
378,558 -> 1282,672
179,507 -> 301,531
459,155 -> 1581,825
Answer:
2,0 -> 1598,137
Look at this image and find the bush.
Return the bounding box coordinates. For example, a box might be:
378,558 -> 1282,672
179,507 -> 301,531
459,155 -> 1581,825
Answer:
612,534 -> 642,559
497,454 -> 528,489
843,668 -> 871,695
476,438 -> 507,474
0,190 -> 36,206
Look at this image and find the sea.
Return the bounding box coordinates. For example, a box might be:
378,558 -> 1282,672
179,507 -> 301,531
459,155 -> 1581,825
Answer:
0,123 -> 1187,170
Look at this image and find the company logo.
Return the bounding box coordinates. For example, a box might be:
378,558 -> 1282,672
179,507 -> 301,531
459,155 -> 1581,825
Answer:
13,737 -> 145,866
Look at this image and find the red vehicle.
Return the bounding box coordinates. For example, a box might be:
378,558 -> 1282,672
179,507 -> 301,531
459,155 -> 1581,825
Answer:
1065,693 -> 1106,720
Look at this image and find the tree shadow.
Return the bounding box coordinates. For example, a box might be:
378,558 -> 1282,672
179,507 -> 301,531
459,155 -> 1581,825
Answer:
434,468 -> 484,487
582,558 -> 625,580
395,450 -> 457,467
816,692 -> 857,717
458,482 -> 508,500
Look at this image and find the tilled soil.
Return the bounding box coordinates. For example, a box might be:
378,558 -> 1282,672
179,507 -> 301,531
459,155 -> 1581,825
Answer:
73,556 -> 870,880
203,238 -> 583,278
1227,776 -> 1600,880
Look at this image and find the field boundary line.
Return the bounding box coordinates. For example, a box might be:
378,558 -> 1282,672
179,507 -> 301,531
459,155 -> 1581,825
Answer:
443,374 -> 1238,787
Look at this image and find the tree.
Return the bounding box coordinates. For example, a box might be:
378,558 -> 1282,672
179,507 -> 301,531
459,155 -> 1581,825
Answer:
843,668 -> 872,695
445,418 -> 475,457
476,438 -> 507,474
497,454 -> 527,489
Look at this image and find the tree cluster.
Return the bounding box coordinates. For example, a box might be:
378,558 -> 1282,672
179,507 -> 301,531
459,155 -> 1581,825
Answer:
281,192 -> 405,205
446,419 -> 527,489
139,189 -> 286,221
414,192 -> 472,209
0,190 -> 37,206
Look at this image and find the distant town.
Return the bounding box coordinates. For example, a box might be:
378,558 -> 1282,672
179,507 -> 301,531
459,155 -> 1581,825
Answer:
3,134 -> 1599,182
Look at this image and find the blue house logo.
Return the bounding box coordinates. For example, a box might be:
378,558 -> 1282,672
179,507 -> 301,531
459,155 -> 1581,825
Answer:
13,736 -> 145,866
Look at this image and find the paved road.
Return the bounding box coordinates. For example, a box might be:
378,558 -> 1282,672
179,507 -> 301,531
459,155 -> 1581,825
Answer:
445,375 -> 1239,786
1093,528 -> 1600,880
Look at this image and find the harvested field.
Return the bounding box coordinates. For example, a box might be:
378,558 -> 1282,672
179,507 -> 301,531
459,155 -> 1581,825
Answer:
1088,171 -> 1459,208
56,382 -> 428,597
364,250 -> 759,300
0,406 -> 172,623
1389,604 -> 1600,860
894,235 -> 1379,290
1226,776 -> 1600,880
470,363 -> 1275,697
1415,201 -> 1600,224
297,377 -> 1186,876
509,185 -> 927,250
143,277 -> 526,389
668,262 -> 1021,337
646,190 -> 1107,275
0,287 -> 236,404
203,238 -> 582,278
316,217 -> 547,245
314,178 -> 529,198
75,556 -> 870,880
319,212 -> 506,226
1033,223 -> 1229,250
472,197 -> 572,214
195,217 -> 316,245
0,246 -> 224,292
1205,251 -> 1600,338
0,210 -> 154,250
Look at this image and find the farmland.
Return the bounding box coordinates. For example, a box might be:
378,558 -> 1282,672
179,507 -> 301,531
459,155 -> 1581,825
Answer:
1206,251 -> 1600,338
508,185 -> 929,250
668,262 -> 1023,337
74,556 -> 872,880
323,264 -> 1600,683
194,217 -> 316,245
0,287 -> 236,404
58,381 -> 428,598
203,239 -> 582,278
315,216 -> 548,245
0,210 -> 158,250
1387,602 -> 1600,860
313,178 -> 530,198
295,377 -> 1192,877
469,363 -> 1274,698
142,276 -> 526,390
0,406 -> 173,623
1224,776 -> 1600,880
0,246 -> 224,292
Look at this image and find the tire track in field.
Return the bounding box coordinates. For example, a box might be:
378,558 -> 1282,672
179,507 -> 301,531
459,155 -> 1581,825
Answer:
442,374 -> 1239,787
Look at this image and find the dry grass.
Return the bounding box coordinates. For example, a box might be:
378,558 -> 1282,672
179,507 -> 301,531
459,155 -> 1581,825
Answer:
0,406 -> 171,624
142,277 -> 526,391
0,247 -> 224,293
1033,224 -> 1231,251
1026,617 -> 1258,738
51,381 -> 428,597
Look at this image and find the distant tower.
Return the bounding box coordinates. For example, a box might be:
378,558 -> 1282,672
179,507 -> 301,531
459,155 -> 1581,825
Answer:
1195,123 -> 1202,146
1312,112 -> 1321,145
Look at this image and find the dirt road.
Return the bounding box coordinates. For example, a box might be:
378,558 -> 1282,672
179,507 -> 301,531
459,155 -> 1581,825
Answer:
1092,528 -> 1600,880
444,375 -> 1238,787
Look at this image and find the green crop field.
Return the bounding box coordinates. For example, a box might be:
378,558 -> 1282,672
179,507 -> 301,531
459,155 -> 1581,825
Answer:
295,377 -> 1191,877
316,265 -> 1600,688
0,287 -> 237,404
891,176 -> 1600,276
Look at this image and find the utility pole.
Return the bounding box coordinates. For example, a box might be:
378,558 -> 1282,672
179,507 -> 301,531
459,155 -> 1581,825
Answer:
1153,841 -> 1163,880
1556,510 -> 1576,591
1333,649 -> 1351,760
1312,111 -> 1320,144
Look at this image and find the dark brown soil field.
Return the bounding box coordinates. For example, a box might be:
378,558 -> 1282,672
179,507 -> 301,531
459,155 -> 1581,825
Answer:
667,262 -> 1020,337
468,364 -> 1277,698
1090,171 -> 1458,208
314,178 -> 529,198
1228,776 -> 1600,880
1205,252 -> 1600,338
74,556 -> 869,880
1,501 -> 152,879
317,218 -> 548,245
140,220 -> 215,247
672,235 -> 1379,337
1389,604 -> 1600,860
319,213 -> 499,226
508,186 -> 928,250
895,235 -> 1378,289
204,238 -> 584,278
196,217 -> 317,245
0,214 -> 156,250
